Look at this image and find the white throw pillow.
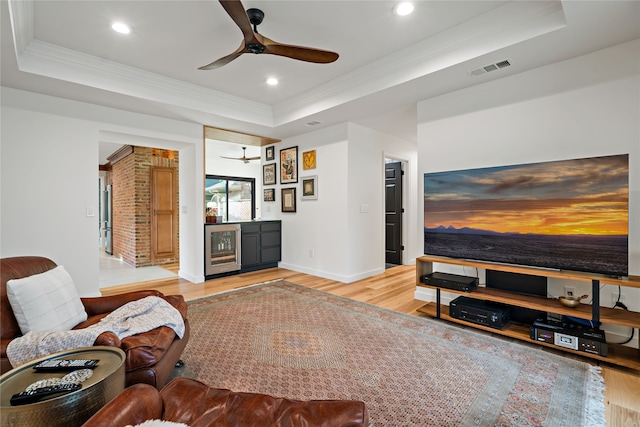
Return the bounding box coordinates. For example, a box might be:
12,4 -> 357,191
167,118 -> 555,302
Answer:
7,265 -> 88,334
125,421 -> 189,427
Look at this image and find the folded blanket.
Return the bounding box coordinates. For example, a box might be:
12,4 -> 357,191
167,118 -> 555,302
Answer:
7,296 -> 185,368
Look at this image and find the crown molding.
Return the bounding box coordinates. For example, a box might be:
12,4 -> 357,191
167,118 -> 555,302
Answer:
7,1 -> 273,127
16,39 -> 274,127
7,0 -> 33,54
6,0 -> 565,131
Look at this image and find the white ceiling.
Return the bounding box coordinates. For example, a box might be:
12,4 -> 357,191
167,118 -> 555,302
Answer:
2,1 -> 639,162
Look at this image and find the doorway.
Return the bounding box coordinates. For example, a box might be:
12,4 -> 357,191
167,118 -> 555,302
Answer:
385,160 -> 404,267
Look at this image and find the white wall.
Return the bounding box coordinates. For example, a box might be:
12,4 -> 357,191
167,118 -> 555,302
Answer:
275,122 -> 417,283
270,124 -> 352,281
1,88 -> 203,295
415,40 -> 640,345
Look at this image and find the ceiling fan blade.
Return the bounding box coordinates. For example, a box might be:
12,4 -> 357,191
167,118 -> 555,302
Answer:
262,36 -> 339,64
219,0 -> 255,40
199,40 -> 245,70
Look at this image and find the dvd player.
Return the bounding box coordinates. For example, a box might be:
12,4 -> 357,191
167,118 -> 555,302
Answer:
422,272 -> 478,292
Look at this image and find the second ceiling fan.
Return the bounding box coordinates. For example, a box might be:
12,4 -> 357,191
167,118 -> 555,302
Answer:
220,147 -> 261,163
199,0 -> 339,70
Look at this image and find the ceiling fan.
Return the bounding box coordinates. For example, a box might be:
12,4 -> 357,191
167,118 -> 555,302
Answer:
220,147 -> 261,163
199,0 -> 339,70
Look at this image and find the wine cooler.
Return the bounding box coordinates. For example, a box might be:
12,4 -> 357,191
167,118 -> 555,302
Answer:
205,224 -> 241,275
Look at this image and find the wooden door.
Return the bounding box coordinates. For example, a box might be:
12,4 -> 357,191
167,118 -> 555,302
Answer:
151,167 -> 177,260
385,162 -> 403,265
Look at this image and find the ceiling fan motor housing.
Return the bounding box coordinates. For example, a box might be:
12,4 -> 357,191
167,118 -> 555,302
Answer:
247,8 -> 264,26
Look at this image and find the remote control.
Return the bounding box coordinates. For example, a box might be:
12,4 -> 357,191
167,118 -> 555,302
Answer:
10,383 -> 81,405
33,359 -> 99,372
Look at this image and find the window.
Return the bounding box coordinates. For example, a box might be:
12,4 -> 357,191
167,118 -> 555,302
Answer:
205,175 -> 255,222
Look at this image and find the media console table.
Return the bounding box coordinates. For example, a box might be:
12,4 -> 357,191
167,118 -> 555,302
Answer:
415,255 -> 640,370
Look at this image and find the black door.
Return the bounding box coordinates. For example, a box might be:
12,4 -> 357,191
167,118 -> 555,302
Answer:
385,162 -> 403,265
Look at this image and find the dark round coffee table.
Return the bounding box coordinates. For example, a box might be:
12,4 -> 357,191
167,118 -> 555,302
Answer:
0,346 -> 125,427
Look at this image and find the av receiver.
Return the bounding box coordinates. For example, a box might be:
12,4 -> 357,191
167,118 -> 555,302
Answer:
530,318 -> 607,357
422,272 -> 478,292
449,296 -> 510,329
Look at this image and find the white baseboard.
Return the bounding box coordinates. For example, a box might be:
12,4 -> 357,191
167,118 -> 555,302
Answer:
278,262 -> 384,284
179,270 -> 203,284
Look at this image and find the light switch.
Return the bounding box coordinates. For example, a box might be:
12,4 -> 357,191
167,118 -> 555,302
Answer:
360,204 -> 370,213
86,207 -> 95,217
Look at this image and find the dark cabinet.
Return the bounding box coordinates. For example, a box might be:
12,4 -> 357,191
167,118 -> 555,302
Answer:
240,221 -> 281,272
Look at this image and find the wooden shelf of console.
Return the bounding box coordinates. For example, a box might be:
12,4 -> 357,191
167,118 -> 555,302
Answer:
416,303 -> 640,370
415,255 -> 640,370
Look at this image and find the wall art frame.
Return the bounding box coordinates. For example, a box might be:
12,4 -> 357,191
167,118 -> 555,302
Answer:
265,146 -> 275,161
281,187 -> 297,212
263,163 -> 276,185
264,188 -> 275,202
301,175 -> 318,200
280,146 -> 298,184
302,149 -> 316,170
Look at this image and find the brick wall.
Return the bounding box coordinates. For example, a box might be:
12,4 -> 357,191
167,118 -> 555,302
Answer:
111,146 -> 179,267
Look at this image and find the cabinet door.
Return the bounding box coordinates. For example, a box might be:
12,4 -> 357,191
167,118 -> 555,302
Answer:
261,246 -> 281,263
241,223 -> 261,267
241,233 -> 260,266
260,222 -> 281,263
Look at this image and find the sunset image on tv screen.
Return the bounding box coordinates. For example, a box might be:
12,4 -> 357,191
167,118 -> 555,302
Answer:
423,154 -> 629,277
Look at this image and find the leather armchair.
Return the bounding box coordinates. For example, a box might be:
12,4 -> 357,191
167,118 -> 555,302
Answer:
82,377 -> 369,427
1,256 -> 190,389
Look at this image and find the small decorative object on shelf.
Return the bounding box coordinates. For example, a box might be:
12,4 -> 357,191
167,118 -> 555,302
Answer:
206,207 -> 217,223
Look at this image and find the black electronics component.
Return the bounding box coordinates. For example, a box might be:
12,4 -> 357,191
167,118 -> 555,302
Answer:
10,383 -> 82,406
449,296 -> 510,329
422,272 -> 478,292
530,318 -> 607,356
33,359 -> 99,372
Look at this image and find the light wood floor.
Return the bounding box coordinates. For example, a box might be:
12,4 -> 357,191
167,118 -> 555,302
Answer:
102,264 -> 640,427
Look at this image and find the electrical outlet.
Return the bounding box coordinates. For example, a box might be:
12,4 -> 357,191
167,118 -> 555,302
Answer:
309,249 -> 314,258
611,292 -> 626,306
564,286 -> 575,297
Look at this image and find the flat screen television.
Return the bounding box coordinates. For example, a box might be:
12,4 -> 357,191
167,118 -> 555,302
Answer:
423,154 -> 629,278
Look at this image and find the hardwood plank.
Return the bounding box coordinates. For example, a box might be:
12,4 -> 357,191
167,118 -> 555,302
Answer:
101,264 -> 639,427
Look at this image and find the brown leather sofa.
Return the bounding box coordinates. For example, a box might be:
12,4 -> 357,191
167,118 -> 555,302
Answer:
1,256 -> 190,389
82,377 -> 369,427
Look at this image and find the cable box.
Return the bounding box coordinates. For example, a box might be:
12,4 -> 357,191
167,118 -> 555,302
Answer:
422,272 -> 478,292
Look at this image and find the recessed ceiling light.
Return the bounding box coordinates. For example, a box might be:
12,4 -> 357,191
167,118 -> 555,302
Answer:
111,22 -> 131,34
394,2 -> 414,16
266,77 -> 279,86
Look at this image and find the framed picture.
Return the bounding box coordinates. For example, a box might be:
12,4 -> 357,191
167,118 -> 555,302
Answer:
281,187 -> 296,212
301,175 -> 318,200
280,146 -> 298,184
302,150 -> 316,170
265,146 -> 275,161
264,188 -> 275,202
263,163 -> 276,185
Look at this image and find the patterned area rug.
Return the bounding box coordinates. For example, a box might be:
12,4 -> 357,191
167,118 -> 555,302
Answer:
177,281 -> 605,426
